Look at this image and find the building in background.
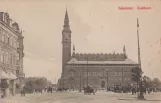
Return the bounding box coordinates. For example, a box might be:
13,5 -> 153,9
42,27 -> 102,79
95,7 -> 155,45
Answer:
0,12 -> 25,97
58,9 -> 138,90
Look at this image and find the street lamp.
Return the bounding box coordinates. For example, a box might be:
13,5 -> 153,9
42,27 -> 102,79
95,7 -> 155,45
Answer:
72,61 -> 74,91
137,18 -> 145,100
79,69 -> 82,92
106,70 -> 109,91
98,72 -> 100,90
85,57 -> 88,86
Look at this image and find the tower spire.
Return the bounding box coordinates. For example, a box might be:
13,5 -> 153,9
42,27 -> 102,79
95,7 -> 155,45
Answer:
63,6 -> 71,33
66,4 -> 67,11
64,5 -> 69,23
123,45 -> 127,58
123,45 -> 126,54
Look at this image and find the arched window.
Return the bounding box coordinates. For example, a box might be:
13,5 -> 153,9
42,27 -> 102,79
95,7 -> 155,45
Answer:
10,36 -> 12,46
6,33 -> 9,44
0,50 -> 3,62
6,52 -> 8,64
101,81 -> 105,88
2,51 -> 5,63
2,34 -> 5,42
16,53 -> 19,65
10,53 -> 12,64
13,54 -> 16,65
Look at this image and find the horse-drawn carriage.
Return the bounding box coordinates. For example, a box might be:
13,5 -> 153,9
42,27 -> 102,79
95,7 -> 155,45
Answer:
83,86 -> 96,95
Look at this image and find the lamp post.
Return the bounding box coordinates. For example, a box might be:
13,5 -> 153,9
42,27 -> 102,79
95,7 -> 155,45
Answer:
106,70 -> 109,91
79,69 -> 82,92
83,67 -> 84,87
72,61 -> 74,91
97,72 -> 100,90
85,57 -> 88,86
137,18 -> 145,100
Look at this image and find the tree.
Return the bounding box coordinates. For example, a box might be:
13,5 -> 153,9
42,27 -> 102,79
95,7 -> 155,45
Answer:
143,76 -> 152,88
131,67 -> 141,82
152,78 -> 161,88
131,67 -> 141,91
24,77 -> 52,90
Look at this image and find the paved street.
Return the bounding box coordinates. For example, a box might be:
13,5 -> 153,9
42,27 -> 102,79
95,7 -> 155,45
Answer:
1,91 -> 161,103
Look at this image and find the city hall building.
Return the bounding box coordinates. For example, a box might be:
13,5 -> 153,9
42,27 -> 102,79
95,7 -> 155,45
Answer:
0,12 -> 25,96
58,10 -> 138,90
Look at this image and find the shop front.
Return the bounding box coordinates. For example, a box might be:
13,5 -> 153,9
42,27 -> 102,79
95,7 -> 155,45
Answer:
0,70 -> 17,97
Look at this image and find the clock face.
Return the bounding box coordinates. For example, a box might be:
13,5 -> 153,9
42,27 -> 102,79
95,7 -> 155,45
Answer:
64,35 -> 69,40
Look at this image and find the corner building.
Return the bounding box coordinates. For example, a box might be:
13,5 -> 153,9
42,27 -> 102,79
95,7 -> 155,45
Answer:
0,12 -> 25,96
59,10 -> 138,90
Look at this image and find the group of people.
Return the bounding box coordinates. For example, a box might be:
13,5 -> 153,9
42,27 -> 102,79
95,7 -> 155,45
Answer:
20,84 -> 161,97
83,85 -> 96,95
106,85 -> 159,95
20,86 -> 57,97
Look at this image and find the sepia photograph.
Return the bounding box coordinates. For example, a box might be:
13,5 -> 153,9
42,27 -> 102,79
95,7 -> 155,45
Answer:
0,0 -> 161,103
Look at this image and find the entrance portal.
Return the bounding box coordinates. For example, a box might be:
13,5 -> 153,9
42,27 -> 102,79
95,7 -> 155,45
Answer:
101,81 -> 105,88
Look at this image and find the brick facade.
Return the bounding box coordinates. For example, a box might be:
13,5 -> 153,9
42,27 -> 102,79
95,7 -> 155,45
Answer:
58,10 -> 138,90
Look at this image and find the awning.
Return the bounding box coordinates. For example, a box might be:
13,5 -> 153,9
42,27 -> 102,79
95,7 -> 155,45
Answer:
7,72 -> 17,80
0,71 -> 9,79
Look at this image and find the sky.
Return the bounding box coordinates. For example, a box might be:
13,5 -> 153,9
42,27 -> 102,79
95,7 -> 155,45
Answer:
0,0 -> 161,83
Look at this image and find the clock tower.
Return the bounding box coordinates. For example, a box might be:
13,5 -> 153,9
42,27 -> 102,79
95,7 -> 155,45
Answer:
62,9 -> 71,68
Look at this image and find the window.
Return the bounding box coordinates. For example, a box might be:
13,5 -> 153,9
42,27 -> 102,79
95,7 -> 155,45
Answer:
84,72 -> 87,76
119,78 -> 122,81
124,78 -> 127,81
68,71 -> 74,76
6,52 -> 8,64
6,34 -> 9,44
2,51 -> 5,63
123,72 -> 130,76
71,72 -> 74,76
10,37 -> 12,46
99,72 -> 103,76
103,72 -> 106,76
12,38 -> 14,47
118,72 -> 122,76
109,72 -> 117,76
17,42 -> 19,48
2,35 -> 5,42
5,36 -> 7,44
16,53 -> 19,60
88,72 -> 91,76
127,78 -> 130,81
13,39 -> 16,48
93,72 -> 96,76
13,54 -> 16,65
0,51 -> 3,62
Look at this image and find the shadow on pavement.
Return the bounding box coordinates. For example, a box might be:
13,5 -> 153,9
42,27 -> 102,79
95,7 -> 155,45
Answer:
118,99 -> 161,101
